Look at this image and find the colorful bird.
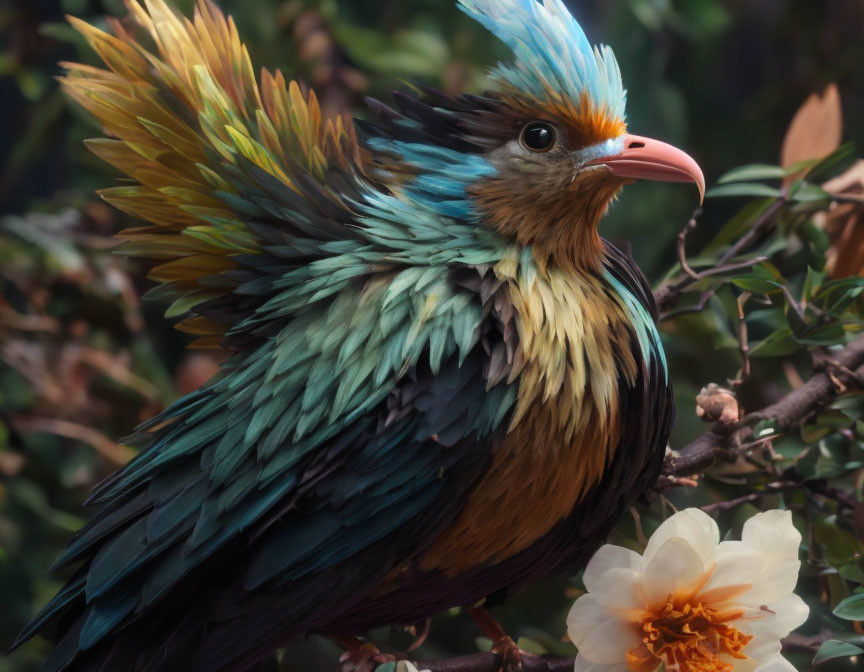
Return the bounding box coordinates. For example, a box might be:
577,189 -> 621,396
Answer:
12,0 -> 703,669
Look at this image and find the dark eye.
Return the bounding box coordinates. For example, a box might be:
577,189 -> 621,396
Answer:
520,121 -> 557,152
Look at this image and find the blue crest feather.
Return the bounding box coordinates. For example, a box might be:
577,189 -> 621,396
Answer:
458,0 -> 626,121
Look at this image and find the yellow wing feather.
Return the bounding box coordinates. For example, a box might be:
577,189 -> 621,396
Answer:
61,0 -> 363,344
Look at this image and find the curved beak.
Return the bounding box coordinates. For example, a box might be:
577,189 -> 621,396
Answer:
587,133 -> 705,204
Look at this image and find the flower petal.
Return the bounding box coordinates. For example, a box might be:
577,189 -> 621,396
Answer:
642,537 -> 708,607
700,540 -> 763,599
643,536 -> 709,607
741,510 -> 801,565
740,594 -> 810,642
573,653 -> 630,672
567,594 -> 608,646
744,637 -> 782,662
592,568 -> 645,611
753,654 -> 798,672
728,657 -> 760,672
735,560 -> 801,606
642,508 -> 719,566
576,617 -> 641,664
583,544 -> 643,593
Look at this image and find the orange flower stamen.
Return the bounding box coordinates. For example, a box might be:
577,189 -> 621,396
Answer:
627,595 -> 753,672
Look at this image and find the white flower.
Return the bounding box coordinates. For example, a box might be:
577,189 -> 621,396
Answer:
567,509 -> 809,672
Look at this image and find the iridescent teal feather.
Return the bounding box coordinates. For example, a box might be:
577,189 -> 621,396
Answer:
12,1 -> 680,670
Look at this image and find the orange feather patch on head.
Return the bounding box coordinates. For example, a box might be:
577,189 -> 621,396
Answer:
502,87 -> 627,148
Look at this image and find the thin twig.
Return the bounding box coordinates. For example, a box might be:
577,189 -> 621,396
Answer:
677,211 -> 702,280
716,196 -> 787,266
655,196 -> 787,315
412,652 -> 575,672
734,292 -> 752,386
698,257 -> 770,280
660,288 -> 717,322
805,479 -> 864,512
782,286 -> 806,324
700,493 -> 760,513
10,415 -> 135,466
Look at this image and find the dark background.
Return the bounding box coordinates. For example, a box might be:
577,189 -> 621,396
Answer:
2,1 -> 864,670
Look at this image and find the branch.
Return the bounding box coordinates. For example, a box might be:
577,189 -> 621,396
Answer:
10,414 -> 135,467
661,335 -> 864,481
407,631 -> 822,672
411,652 -> 574,672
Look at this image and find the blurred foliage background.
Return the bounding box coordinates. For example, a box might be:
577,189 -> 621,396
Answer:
2,0 -> 864,670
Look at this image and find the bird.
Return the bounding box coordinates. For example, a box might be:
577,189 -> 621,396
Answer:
11,0 -> 703,670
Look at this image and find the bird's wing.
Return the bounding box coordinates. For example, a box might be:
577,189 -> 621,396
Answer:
21,288 -> 515,670
16,262 -> 518,670
60,0 -> 368,349
14,2 -> 523,668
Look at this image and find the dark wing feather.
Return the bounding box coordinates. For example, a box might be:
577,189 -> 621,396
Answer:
13,266 -> 520,672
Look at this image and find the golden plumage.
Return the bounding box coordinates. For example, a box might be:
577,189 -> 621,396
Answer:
60,0 -> 360,345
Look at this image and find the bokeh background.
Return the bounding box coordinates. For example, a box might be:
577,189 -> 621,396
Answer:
2,1 -> 864,670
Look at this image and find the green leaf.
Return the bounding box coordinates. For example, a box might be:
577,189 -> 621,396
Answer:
813,640 -> 864,664
789,182 -> 831,203
731,277 -> 783,293
749,328 -> 800,357
793,222 -> 831,269
840,563 -> 864,584
815,277 -> 864,314
832,396 -> 864,421
795,322 -> 846,347
717,164 -> 787,184
803,267 -> 826,302
834,593 -> 864,620
515,637 -> 547,655
732,264 -> 786,294
784,157 -> 821,176
706,183 -> 784,199
807,142 -> 857,184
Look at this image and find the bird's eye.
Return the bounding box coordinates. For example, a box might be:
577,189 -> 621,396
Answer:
520,122 -> 557,152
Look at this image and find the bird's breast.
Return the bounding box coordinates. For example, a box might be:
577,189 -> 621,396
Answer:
419,264 -> 642,576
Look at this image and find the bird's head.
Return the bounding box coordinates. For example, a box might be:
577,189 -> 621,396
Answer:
459,0 -> 705,271
367,0 -> 704,273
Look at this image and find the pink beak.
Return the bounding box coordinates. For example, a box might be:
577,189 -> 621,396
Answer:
588,133 -> 706,204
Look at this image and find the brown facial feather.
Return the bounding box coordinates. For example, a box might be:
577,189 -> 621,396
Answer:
469,147 -> 626,274
461,97 -> 629,274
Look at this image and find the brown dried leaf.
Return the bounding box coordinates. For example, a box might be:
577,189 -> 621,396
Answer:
781,84 -> 843,185
818,160 -> 864,277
